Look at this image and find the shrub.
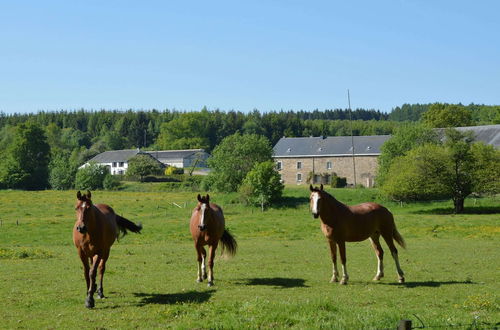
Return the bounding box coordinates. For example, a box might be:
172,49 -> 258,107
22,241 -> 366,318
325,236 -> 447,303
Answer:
75,163 -> 108,190
103,174 -> 122,190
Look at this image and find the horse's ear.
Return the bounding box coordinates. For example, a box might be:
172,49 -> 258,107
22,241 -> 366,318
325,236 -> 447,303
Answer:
206,194 -> 210,203
77,191 -> 82,200
320,184 -> 324,191
197,194 -> 202,202
309,184 -> 314,192
86,190 -> 92,199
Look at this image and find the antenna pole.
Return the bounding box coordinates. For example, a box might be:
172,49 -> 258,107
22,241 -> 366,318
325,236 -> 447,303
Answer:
348,89 -> 357,186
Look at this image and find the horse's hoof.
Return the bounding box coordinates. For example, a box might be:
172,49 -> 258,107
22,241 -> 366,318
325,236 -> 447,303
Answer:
97,289 -> 105,299
207,281 -> 214,287
85,297 -> 95,308
196,278 -> 203,283
340,279 -> 348,285
373,275 -> 383,281
330,278 -> 339,283
398,277 -> 405,284
203,274 -> 207,280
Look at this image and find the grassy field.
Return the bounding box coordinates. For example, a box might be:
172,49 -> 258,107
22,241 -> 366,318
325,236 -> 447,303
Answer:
0,187 -> 499,329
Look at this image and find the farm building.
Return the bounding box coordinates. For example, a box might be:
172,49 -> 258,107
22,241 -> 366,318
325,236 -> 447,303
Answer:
82,148 -> 210,175
272,124 -> 500,187
272,135 -> 390,187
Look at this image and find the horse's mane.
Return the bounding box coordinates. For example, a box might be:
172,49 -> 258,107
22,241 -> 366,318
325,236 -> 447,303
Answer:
320,190 -> 350,212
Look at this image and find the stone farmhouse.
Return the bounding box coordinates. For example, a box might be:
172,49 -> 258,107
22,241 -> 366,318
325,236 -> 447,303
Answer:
273,135 -> 389,187
272,124 -> 500,187
83,149 -> 210,175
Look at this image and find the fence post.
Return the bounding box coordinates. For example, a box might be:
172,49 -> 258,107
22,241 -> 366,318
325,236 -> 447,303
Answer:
398,319 -> 412,330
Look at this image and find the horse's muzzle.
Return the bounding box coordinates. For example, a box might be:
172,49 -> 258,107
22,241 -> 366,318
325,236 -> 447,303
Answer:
76,225 -> 87,234
312,213 -> 319,219
198,224 -> 207,231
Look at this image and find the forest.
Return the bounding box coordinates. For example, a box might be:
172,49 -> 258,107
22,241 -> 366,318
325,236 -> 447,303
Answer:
0,103 -> 498,191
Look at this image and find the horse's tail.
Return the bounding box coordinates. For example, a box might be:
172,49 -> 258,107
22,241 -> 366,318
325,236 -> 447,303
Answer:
393,227 -> 406,249
116,215 -> 142,238
220,229 -> 237,257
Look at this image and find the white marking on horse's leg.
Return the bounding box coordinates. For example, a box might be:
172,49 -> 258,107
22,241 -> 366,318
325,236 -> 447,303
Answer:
391,251 -> 405,283
331,262 -> 339,282
201,256 -> 206,279
340,264 -> 349,285
197,260 -> 203,282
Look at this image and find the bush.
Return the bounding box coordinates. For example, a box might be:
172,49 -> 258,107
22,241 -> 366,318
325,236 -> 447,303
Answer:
75,163 -> 108,190
103,174 -> 122,190
239,161 -> 284,209
330,173 -> 347,188
165,166 -> 184,175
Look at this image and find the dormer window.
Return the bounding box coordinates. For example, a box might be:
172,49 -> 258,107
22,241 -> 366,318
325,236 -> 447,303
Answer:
287,147 -> 291,152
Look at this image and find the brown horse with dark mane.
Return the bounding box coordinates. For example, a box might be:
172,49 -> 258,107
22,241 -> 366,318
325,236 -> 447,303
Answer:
309,184 -> 406,284
190,194 -> 237,286
73,191 -> 142,308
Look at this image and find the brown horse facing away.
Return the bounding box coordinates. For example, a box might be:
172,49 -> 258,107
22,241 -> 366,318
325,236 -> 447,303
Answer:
309,184 -> 406,285
73,191 -> 142,308
190,194 -> 237,287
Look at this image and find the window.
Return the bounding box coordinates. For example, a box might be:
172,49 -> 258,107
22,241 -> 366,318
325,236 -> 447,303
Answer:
112,162 -> 117,167
297,161 -> 302,169
276,161 -> 282,170
326,161 -> 332,170
297,173 -> 302,182
119,162 -> 124,167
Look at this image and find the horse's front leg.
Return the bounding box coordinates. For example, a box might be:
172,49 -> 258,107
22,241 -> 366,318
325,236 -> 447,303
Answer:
338,241 -> 349,285
195,245 -> 206,282
207,243 -> 218,287
78,251 -> 90,291
86,255 -> 102,308
327,239 -> 339,283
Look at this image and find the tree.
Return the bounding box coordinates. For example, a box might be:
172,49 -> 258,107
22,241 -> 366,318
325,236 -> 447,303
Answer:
126,154 -> 162,182
381,129 -> 499,213
49,149 -> 78,190
205,133 -> 273,192
377,124 -> 438,186
75,163 -> 108,190
0,122 -> 50,190
421,103 -> 473,128
239,161 -> 284,210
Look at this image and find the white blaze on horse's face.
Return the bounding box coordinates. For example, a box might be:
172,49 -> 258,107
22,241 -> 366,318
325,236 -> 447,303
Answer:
311,192 -> 320,218
199,203 -> 207,229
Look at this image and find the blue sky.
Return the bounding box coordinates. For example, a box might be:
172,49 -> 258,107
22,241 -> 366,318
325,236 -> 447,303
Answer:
1,1 -> 498,114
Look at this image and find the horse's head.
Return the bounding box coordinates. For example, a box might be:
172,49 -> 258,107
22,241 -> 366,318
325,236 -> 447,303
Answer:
75,190 -> 93,234
196,194 -> 210,231
309,184 -> 324,219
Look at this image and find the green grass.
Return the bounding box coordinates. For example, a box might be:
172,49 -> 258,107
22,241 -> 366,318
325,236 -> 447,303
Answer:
0,187 -> 499,329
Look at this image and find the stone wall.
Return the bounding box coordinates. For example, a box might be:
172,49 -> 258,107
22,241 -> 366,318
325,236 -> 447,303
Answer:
275,155 -> 379,187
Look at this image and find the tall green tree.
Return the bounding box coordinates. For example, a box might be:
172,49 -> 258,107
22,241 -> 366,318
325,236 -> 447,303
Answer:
381,129 -> 499,213
239,161 -> 284,210
421,103 -> 473,128
0,123 -> 50,190
377,124 -> 438,186
49,149 -> 78,190
205,133 -> 273,192
126,154 -> 163,182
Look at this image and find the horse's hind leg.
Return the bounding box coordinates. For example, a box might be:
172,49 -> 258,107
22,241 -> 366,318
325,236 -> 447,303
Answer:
97,252 -> 109,299
327,239 -> 339,283
207,243 -> 218,287
381,232 -> 405,283
369,234 -> 384,281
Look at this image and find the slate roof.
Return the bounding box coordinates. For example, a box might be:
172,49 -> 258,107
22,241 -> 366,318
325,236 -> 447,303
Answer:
451,124 -> 500,148
145,149 -> 205,160
88,149 -> 140,163
273,135 -> 391,157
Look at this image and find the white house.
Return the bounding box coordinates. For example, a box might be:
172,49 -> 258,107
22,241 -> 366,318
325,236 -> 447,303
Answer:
82,148 -> 210,175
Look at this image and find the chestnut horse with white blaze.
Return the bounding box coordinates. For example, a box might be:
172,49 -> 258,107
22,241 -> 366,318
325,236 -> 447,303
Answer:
309,184 -> 406,284
190,194 -> 237,286
73,191 -> 142,308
